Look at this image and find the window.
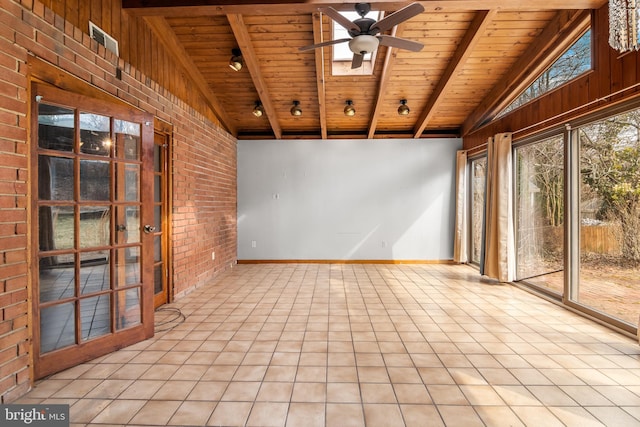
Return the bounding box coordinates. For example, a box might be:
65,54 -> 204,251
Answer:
331,10 -> 380,76
469,157 -> 486,265
574,108 -> 640,325
497,29 -> 592,118
514,135 -> 564,294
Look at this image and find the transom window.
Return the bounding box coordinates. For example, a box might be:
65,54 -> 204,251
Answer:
497,29 -> 592,118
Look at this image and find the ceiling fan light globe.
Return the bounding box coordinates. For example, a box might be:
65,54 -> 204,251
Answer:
344,100 -> 356,116
348,35 -> 379,54
229,59 -> 243,71
398,105 -> 410,115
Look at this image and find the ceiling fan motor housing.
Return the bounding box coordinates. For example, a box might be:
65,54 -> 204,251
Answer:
350,17 -> 378,37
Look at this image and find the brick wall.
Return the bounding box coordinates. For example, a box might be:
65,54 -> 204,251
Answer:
0,0 -> 237,402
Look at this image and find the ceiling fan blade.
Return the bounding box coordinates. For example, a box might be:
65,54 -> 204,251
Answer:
322,6 -> 361,34
351,53 -> 364,69
299,38 -> 351,52
371,2 -> 425,33
377,35 -> 424,52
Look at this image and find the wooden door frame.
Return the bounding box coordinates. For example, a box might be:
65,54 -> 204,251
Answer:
153,118 -> 174,307
28,59 -> 156,379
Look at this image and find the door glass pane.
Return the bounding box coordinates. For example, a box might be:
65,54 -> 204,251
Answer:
80,160 -> 110,201
154,235 -> 162,262
80,113 -> 111,156
115,247 -> 140,286
154,205 -> 161,231
79,207 -> 110,248
127,206 -> 140,244
39,257 -> 74,303
154,265 -> 163,294
38,104 -> 74,151
154,144 -> 161,172
115,120 -> 141,160
119,164 -> 139,201
79,251 -> 110,294
115,206 -> 140,244
40,303 -> 75,353
116,288 -> 141,330
39,206 -> 74,251
577,110 -> 640,325
470,157 -> 486,264
38,156 -> 74,200
154,175 -> 161,202
515,135 -> 564,294
80,295 -> 111,341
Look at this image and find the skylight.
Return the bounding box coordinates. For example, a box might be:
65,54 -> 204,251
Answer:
331,10 -> 380,75
333,11 -> 378,61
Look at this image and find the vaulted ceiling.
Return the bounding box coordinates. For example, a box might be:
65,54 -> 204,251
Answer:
123,1 -> 606,140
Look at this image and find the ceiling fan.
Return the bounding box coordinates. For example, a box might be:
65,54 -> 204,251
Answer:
299,2 -> 425,69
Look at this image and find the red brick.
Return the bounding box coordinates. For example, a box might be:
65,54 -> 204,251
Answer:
3,380 -> 31,404
0,262 -> 27,280
0,124 -> 26,143
2,302 -> 28,322
0,94 -> 26,116
0,8 -> 34,40
5,277 -> 27,293
0,329 -> 28,353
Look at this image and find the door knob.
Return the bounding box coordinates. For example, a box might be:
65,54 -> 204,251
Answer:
143,225 -> 156,234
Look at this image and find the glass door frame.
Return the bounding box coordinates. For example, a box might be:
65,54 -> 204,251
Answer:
30,82 -> 155,379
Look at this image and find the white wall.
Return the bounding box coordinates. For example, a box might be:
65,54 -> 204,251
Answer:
237,138 -> 462,260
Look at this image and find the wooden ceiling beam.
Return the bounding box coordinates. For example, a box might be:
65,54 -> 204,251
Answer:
143,16 -> 236,135
413,10 -> 496,138
312,12 -> 328,139
227,13 -> 282,139
461,9 -> 590,136
123,1 -> 608,17
368,21 -> 399,139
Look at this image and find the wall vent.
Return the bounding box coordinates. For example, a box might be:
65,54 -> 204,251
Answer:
89,21 -> 119,56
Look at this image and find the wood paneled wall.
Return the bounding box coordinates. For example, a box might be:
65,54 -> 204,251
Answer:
464,4 -> 640,150
35,0 -> 222,128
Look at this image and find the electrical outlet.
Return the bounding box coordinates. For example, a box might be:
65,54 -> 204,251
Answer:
211,251 -> 215,260
251,240 -> 257,248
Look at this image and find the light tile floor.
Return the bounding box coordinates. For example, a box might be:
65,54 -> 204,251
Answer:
18,263 -> 640,426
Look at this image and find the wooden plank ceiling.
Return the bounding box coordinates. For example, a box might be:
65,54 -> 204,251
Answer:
124,1 -> 605,139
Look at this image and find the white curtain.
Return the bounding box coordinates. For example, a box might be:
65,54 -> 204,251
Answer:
453,150 -> 468,263
481,133 -> 515,282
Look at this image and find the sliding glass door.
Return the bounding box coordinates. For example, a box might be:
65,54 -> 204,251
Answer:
514,135 -> 564,294
573,110 -> 640,326
510,107 -> 639,332
470,157 -> 486,265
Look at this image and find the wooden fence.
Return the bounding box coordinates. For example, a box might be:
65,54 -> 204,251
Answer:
581,225 -> 620,254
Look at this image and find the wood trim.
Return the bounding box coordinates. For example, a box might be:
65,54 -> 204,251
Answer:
29,56 -> 131,111
122,1 -> 609,17
312,12 -> 328,140
227,14 -> 283,139
368,22 -> 400,139
237,259 -> 456,264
